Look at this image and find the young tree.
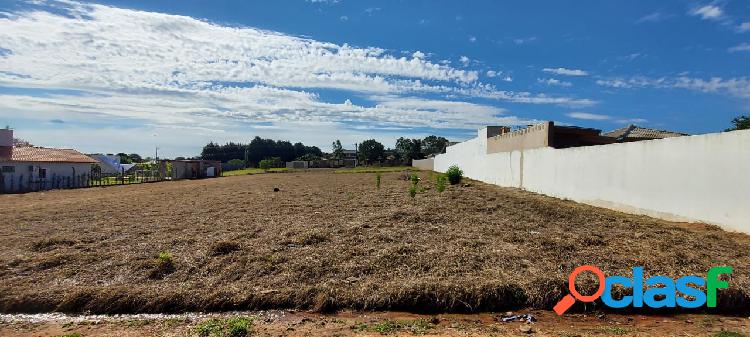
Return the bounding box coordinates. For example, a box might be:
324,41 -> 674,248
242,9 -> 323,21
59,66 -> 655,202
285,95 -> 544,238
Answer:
726,115 -> 750,131
332,139 -> 344,159
357,139 -> 385,165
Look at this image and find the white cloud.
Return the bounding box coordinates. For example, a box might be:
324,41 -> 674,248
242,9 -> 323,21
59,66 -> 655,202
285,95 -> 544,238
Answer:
459,56 -> 471,66
502,76 -> 513,82
690,5 -> 723,21
486,70 -> 498,78
597,76 -> 750,100
513,36 -> 537,45
636,12 -> 670,24
468,36 -> 477,43
566,112 -> 611,121
339,15 -> 348,21
538,78 -> 572,87
543,67 -> 589,76
0,0 -> 597,153
728,43 -> 750,52
739,22 -> 750,32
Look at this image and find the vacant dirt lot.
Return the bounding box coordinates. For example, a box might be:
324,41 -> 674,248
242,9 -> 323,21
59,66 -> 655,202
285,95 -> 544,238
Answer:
0,170 -> 749,314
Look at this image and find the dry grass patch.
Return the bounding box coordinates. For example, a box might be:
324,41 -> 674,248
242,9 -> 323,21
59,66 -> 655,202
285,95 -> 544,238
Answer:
0,171 -> 748,314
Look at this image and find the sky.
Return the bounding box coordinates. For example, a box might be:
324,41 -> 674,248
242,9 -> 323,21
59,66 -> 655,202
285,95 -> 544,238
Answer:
0,0 -> 749,158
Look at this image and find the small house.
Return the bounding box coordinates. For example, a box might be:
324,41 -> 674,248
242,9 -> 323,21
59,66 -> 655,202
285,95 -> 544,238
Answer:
0,128 -> 98,192
169,159 -> 222,180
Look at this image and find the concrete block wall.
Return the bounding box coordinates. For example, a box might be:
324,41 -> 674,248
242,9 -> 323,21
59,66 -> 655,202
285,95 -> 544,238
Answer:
429,128 -> 750,234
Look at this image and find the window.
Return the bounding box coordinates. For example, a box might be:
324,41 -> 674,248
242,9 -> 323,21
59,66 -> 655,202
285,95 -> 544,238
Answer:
39,168 -> 47,179
1,166 -> 14,173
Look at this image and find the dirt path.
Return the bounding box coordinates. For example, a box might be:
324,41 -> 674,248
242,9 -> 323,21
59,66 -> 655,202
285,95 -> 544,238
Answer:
1,310 -> 749,337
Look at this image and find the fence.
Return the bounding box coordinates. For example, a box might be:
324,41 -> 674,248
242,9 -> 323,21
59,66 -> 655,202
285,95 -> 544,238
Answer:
0,165 -> 167,194
427,128 -> 750,234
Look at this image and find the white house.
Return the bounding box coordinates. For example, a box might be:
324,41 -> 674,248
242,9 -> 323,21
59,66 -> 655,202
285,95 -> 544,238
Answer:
0,128 -> 98,193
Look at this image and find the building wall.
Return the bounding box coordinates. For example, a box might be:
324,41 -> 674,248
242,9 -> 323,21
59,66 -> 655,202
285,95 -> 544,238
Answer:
486,122 -> 552,154
411,158 -> 434,171
431,128 -> 750,234
0,162 -> 93,192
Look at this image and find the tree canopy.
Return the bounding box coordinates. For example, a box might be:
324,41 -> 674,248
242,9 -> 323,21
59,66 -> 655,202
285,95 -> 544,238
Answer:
357,139 -> 385,165
200,137 -> 322,167
727,115 -> 750,131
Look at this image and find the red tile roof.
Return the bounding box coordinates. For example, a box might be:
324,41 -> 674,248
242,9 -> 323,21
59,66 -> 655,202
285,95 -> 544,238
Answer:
603,125 -> 688,141
4,147 -> 98,163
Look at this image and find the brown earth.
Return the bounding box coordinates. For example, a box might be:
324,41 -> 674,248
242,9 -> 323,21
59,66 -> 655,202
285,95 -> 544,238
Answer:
0,170 -> 749,315
1,310 -> 749,337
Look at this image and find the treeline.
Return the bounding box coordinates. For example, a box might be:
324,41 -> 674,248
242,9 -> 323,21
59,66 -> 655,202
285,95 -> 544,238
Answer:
200,136 -> 323,167
199,135 -> 451,167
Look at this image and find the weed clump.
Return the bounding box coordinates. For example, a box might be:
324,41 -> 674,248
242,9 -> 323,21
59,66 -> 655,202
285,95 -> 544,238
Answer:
409,185 -> 417,198
435,174 -> 446,193
149,251 -> 175,279
376,173 -> 381,189
446,165 -> 463,185
197,317 -> 253,337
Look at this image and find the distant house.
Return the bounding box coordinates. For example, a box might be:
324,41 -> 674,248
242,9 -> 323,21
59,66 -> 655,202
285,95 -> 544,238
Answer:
0,128 -> 97,192
603,125 -> 688,142
169,159 -> 222,179
89,154 -> 127,174
341,149 -> 358,167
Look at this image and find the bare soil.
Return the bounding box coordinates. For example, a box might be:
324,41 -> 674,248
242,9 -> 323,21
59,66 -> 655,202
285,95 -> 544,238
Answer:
1,170 -> 749,315
1,310 -> 749,337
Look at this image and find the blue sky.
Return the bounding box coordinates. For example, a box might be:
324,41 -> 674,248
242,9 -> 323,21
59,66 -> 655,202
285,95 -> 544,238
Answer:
0,0 -> 748,157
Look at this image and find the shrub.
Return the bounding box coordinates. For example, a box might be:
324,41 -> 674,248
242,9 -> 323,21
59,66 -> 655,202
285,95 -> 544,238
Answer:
258,157 -> 283,170
446,165 -> 463,185
376,173 -> 381,189
409,185 -> 417,198
196,317 -> 253,337
149,251 -> 175,279
435,174 -> 446,193
410,174 -> 419,186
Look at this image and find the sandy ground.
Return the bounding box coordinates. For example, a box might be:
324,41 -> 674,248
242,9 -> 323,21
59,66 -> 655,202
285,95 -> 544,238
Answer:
1,170 -> 749,316
1,310 -> 749,337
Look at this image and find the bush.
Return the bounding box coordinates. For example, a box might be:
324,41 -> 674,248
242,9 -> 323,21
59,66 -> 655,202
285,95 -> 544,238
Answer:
410,174 -> 419,185
435,174 -> 446,193
227,159 -> 245,168
259,157 -> 283,170
446,165 -> 463,185
197,317 -> 253,337
409,185 -> 417,198
149,251 -> 175,279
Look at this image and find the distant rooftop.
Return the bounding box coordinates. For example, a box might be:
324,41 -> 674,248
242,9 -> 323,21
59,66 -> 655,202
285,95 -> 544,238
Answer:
3,147 -> 98,163
603,125 -> 688,141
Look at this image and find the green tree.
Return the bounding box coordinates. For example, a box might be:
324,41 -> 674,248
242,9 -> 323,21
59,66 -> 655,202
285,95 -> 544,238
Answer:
726,115 -> 750,131
117,152 -> 132,164
296,153 -> 322,161
128,153 -> 143,163
332,139 -> 344,160
395,137 -> 423,161
357,139 -> 384,165
422,135 -> 449,157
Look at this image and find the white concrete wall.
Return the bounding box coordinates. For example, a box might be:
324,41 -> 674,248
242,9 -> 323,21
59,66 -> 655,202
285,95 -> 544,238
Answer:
412,158 -> 434,171
0,162 -> 92,191
430,129 -> 750,234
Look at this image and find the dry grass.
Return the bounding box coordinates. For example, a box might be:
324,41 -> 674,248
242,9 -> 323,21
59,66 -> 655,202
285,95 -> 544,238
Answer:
0,171 -> 748,314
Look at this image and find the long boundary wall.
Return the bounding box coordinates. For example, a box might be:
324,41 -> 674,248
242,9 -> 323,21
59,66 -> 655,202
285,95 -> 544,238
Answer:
429,128 -> 750,234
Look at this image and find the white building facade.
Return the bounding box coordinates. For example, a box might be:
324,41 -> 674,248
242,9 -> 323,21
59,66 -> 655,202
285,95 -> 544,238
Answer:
0,128 -> 97,193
